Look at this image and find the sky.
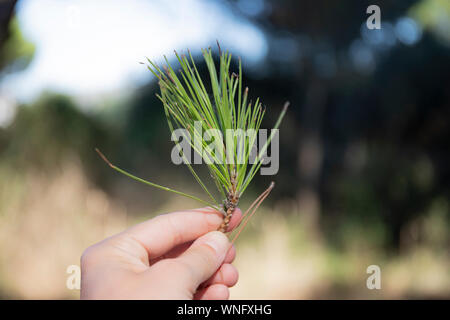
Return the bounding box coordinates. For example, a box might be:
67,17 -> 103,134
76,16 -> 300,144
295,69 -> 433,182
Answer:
0,0 -> 267,111
0,0 -> 434,127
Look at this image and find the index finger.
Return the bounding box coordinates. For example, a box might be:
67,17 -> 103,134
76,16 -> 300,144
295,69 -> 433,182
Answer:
123,207 -> 242,260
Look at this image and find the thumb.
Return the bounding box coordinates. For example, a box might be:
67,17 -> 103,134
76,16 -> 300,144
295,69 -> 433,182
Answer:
173,231 -> 230,292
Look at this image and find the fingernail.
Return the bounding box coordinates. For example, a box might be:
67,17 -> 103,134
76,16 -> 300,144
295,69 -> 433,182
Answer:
203,231 -> 229,262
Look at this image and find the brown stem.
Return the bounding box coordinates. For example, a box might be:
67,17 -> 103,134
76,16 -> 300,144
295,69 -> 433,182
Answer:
230,181 -> 275,244
218,206 -> 234,233
218,167 -> 238,233
217,192 -> 239,233
95,148 -> 114,168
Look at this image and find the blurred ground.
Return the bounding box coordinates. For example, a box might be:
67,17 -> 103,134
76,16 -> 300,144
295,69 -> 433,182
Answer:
0,159 -> 448,299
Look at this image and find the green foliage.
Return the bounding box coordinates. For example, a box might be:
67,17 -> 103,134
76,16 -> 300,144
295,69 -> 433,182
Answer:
149,49 -> 286,200
147,48 -> 287,206
0,18 -> 35,73
1,93 -> 109,172
411,0 -> 450,44
99,47 -> 287,210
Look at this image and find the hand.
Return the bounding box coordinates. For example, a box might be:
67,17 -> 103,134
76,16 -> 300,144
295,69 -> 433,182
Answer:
80,207 -> 242,300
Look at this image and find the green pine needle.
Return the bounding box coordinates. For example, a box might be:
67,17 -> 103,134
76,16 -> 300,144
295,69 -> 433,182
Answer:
97,46 -> 288,217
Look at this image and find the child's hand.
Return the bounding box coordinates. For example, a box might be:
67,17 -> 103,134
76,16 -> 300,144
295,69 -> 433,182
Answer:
80,207 -> 242,300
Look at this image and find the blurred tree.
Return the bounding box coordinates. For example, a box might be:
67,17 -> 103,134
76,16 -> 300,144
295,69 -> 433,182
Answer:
0,0 -> 35,74
0,93 -> 112,182
0,0 -> 16,46
223,0 -> 449,248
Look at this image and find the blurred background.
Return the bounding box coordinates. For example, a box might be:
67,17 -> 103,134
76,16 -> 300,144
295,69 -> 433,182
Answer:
0,0 -> 449,299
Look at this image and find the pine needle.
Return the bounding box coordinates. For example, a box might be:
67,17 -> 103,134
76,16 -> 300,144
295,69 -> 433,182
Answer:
96,45 -> 289,236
